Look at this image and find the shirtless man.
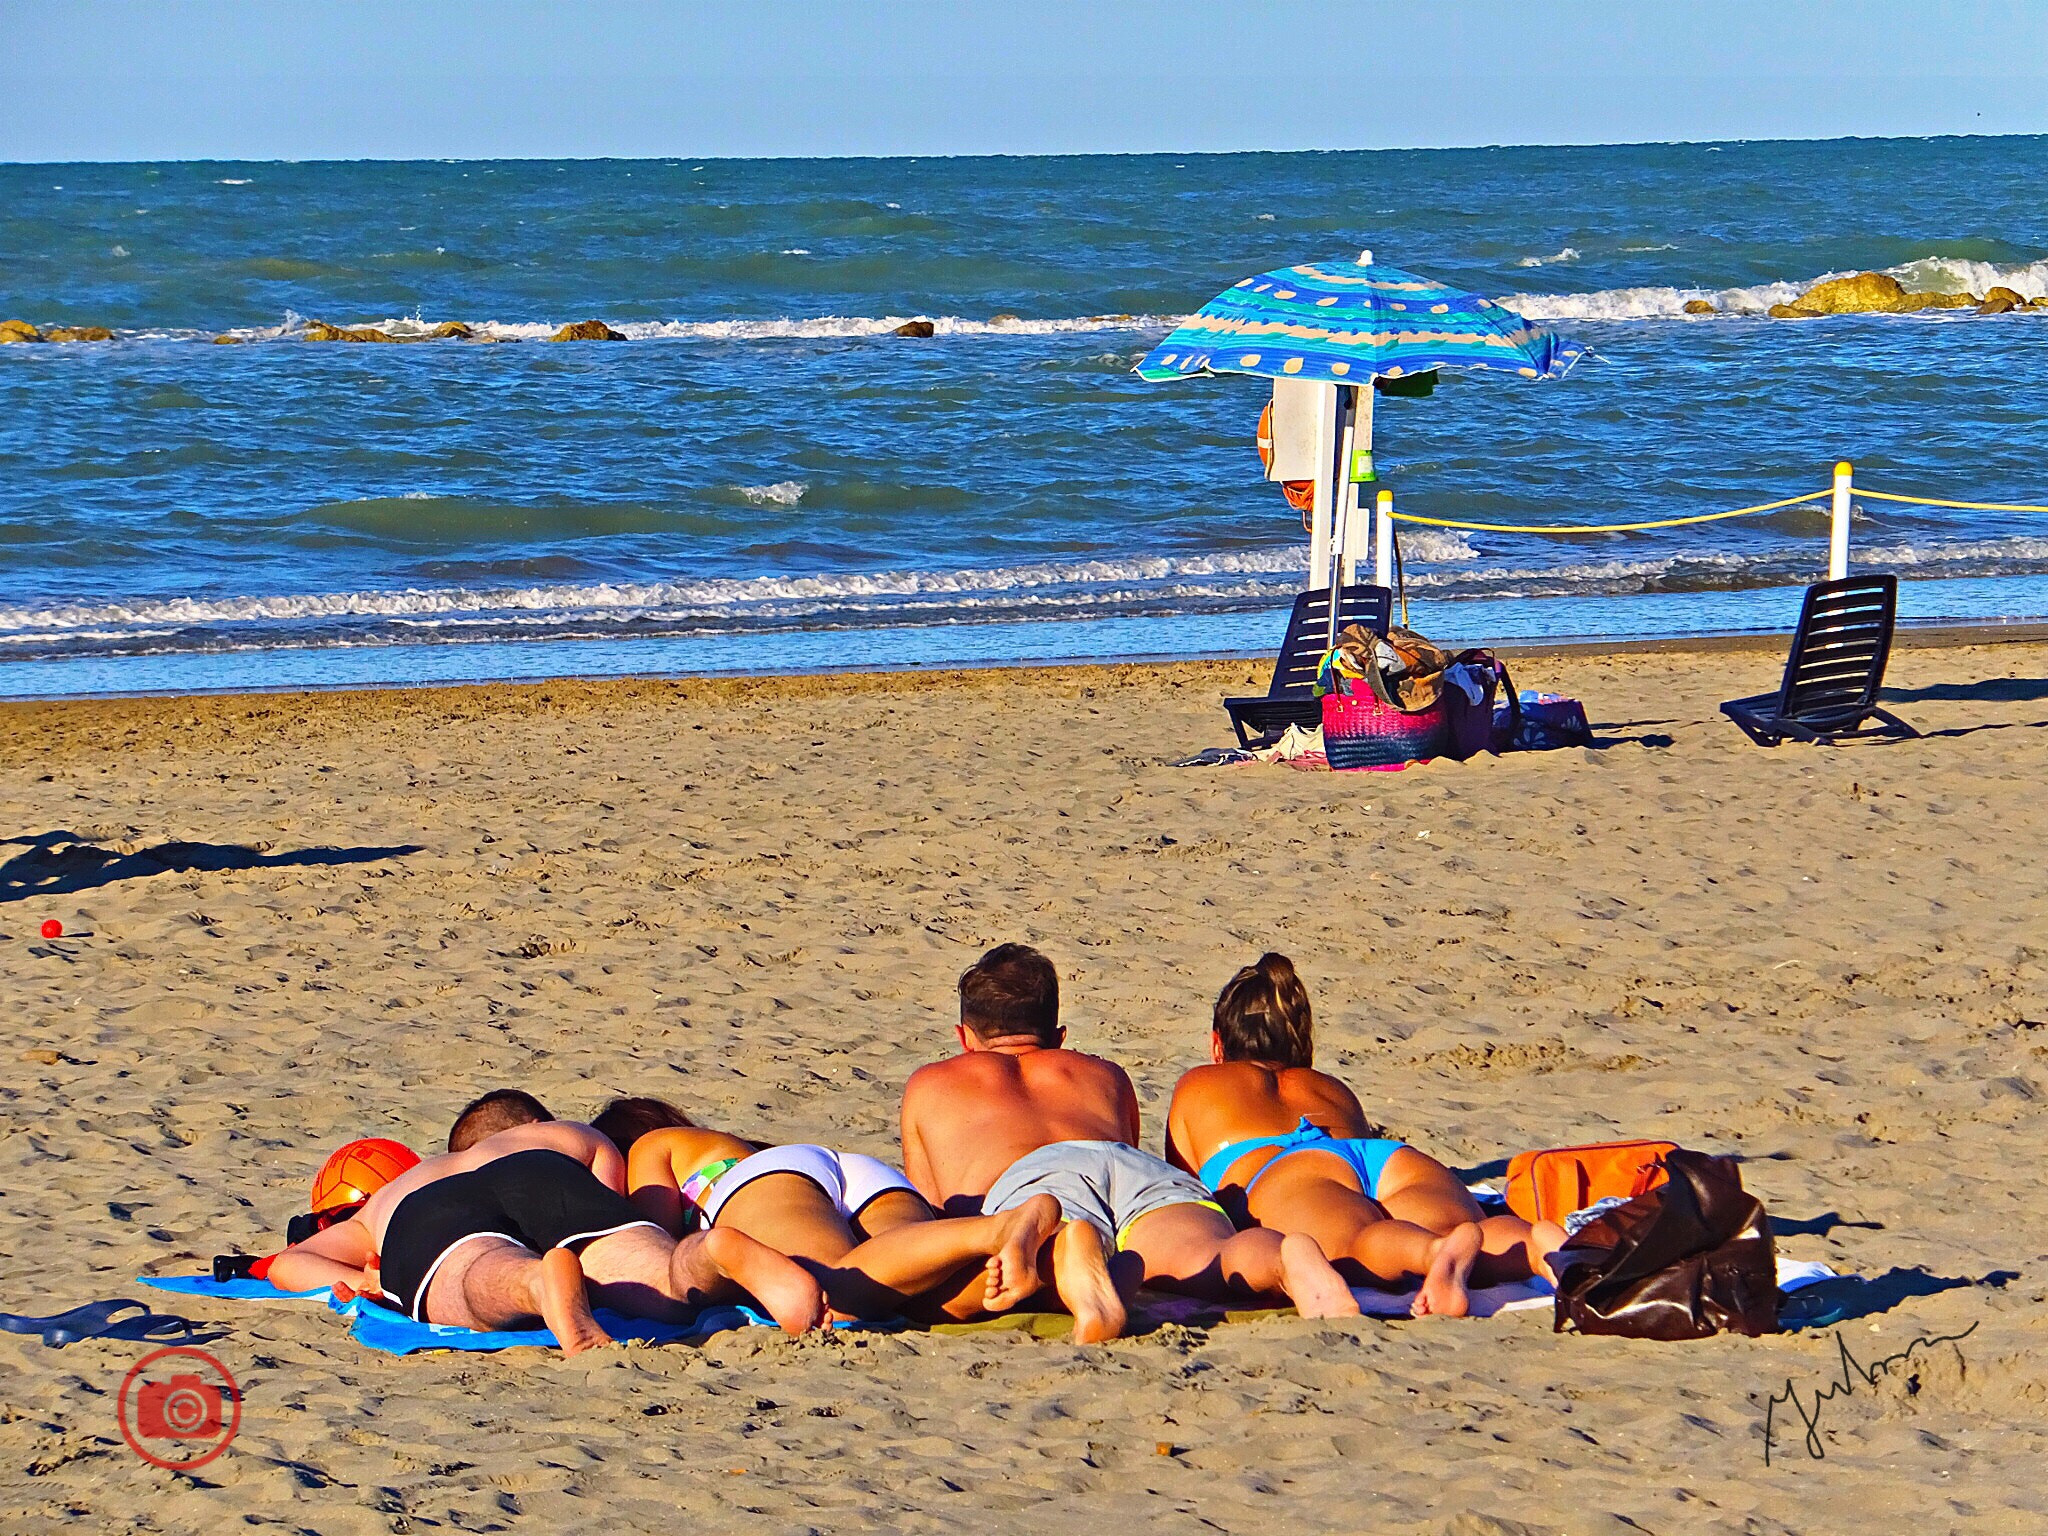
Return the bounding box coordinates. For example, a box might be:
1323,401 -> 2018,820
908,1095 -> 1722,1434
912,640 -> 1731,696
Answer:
899,944 -> 1359,1343
268,1089 -> 825,1355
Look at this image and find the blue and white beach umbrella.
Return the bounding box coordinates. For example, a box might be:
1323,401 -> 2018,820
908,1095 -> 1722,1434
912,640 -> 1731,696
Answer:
1136,252 -> 1586,386
1137,253 -> 1586,635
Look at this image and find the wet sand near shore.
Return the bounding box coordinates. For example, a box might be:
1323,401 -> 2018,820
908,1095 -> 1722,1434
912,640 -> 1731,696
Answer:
2,640 -> 2045,1533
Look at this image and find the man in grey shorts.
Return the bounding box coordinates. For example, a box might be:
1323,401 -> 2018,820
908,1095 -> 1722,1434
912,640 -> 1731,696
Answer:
982,1139 -> 1228,1254
900,943 -> 1358,1341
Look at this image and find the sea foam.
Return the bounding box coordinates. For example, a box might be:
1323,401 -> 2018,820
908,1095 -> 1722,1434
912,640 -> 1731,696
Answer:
44,254 -> 2048,350
1499,255 -> 2048,322
14,531 -> 2048,659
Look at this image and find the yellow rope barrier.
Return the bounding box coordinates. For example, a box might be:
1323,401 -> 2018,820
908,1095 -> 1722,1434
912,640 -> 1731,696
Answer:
1372,480 -> 2048,538
1853,490 -> 2048,514
1385,489 -> 1833,535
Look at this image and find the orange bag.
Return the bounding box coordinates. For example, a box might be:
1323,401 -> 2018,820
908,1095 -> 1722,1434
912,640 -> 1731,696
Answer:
1504,1139 -> 1678,1225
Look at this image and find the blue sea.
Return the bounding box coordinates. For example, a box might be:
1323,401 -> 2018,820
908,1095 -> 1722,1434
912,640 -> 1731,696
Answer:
4,137 -> 2047,698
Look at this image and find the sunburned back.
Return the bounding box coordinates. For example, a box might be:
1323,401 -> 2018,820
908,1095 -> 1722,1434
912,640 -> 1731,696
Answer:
903,1047 -> 1137,1202
1167,1062 -> 1369,1183
356,1121 -> 614,1248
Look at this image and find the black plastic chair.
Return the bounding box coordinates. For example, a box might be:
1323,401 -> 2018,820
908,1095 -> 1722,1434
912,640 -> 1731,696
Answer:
1224,583 -> 1393,748
1721,574 -> 1918,746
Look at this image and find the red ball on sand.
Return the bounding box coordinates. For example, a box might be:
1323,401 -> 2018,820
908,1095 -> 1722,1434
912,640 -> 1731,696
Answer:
40,920 -> 63,939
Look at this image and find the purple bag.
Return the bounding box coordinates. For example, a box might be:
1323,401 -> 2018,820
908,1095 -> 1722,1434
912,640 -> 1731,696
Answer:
1498,690 -> 1593,751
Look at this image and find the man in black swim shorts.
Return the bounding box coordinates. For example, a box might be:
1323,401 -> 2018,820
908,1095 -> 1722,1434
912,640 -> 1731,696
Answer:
269,1094 -> 828,1354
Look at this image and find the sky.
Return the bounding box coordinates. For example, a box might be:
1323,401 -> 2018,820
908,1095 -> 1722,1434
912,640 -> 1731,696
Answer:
6,0 -> 2048,162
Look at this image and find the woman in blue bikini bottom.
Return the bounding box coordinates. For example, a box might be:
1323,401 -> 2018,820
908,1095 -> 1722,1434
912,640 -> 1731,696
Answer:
1166,954 -> 1566,1316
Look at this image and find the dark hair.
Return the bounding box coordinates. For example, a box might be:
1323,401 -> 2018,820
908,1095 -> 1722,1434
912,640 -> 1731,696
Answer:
1213,953 -> 1315,1068
591,1096 -> 693,1153
448,1089 -> 552,1153
959,943 -> 1060,1044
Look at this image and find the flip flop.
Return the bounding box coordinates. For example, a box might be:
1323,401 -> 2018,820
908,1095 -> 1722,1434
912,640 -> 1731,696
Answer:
1778,1285 -> 1852,1331
0,1299 -> 199,1348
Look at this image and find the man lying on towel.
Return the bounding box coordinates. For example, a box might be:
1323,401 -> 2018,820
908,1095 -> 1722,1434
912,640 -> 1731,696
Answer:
899,944 -> 1359,1342
268,1089 -> 826,1355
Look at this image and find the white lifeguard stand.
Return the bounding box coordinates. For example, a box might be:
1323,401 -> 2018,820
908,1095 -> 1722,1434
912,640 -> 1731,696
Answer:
1262,377 -> 1389,648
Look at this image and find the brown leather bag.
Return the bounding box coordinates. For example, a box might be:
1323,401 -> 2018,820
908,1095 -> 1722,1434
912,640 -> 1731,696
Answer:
1552,1149 -> 1780,1340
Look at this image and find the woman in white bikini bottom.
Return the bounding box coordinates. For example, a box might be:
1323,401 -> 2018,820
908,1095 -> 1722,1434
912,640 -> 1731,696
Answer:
593,1097 -> 1062,1323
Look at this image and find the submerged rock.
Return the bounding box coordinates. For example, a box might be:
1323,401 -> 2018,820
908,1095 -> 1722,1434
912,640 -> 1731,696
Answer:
0,319 -> 44,343
1789,273 -> 1916,314
893,319 -> 936,338
549,320 -> 624,341
1771,271 -> 1984,318
430,320 -> 476,339
304,320 -> 400,343
212,333 -> 247,344
45,325 -> 113,342
1682,299 -> 1717,315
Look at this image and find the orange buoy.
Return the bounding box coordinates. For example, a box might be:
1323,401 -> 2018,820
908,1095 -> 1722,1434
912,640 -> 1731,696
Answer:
1256,400 -> 1316,513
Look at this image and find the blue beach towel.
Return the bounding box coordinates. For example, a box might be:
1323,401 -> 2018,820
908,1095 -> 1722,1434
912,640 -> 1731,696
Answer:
141,1274 -> 327,1301
139,1273 -> 775,1355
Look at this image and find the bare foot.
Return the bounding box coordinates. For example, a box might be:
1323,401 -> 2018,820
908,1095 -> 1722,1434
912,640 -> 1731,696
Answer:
1050,1220 -> 1126,1344
685,1228 -> 828,1335
984,1193 -> 1061,1312
1411,1223 -> 1482,1319
1277,1232 -> 1361,1319
536,1248 -> 613,1356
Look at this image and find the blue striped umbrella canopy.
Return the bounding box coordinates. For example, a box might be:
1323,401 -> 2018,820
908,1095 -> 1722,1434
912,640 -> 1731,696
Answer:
1136,255 -> 1586,385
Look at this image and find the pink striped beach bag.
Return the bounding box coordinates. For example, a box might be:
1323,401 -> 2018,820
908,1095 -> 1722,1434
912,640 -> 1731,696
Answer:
1322,648 -> 1508,771
1321,685 -> 1453,770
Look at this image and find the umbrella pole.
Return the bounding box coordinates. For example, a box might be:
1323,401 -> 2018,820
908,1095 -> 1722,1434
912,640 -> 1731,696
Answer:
1325,385 -> 1359,652
1342,382 -> 1374,586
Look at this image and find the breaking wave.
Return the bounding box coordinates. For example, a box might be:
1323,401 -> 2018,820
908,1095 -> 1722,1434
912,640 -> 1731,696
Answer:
739,481 -> 807,508
38,254 -> 2048,344
1500,255 -> 2048,322
118,311 -> 1175,346
10,531 -> 2048,662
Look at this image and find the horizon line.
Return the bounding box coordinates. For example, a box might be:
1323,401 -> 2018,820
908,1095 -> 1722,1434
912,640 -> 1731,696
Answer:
7,128 -> 2045,170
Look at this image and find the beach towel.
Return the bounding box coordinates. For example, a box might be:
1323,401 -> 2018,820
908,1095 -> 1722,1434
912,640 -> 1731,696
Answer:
139,1273 -> 775,1356
332,1293 -> 772,1356
939,1279 -> 1559,1336
143,1274 -> 326,1301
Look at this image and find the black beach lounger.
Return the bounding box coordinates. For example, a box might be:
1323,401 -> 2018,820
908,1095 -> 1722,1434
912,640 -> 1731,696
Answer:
1720,574 -> 1918,746
1224,583 -> 1393,748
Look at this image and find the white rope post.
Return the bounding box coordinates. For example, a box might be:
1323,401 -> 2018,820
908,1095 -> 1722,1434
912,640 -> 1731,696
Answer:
1324,387 -> 1359,649
1374,488 -> 1394,589
1830,460 -> 1853,580
1339,382 -> 1373,587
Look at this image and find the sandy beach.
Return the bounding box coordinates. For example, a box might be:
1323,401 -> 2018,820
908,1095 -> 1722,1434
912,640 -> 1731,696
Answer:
3,635 -> 2045,1534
